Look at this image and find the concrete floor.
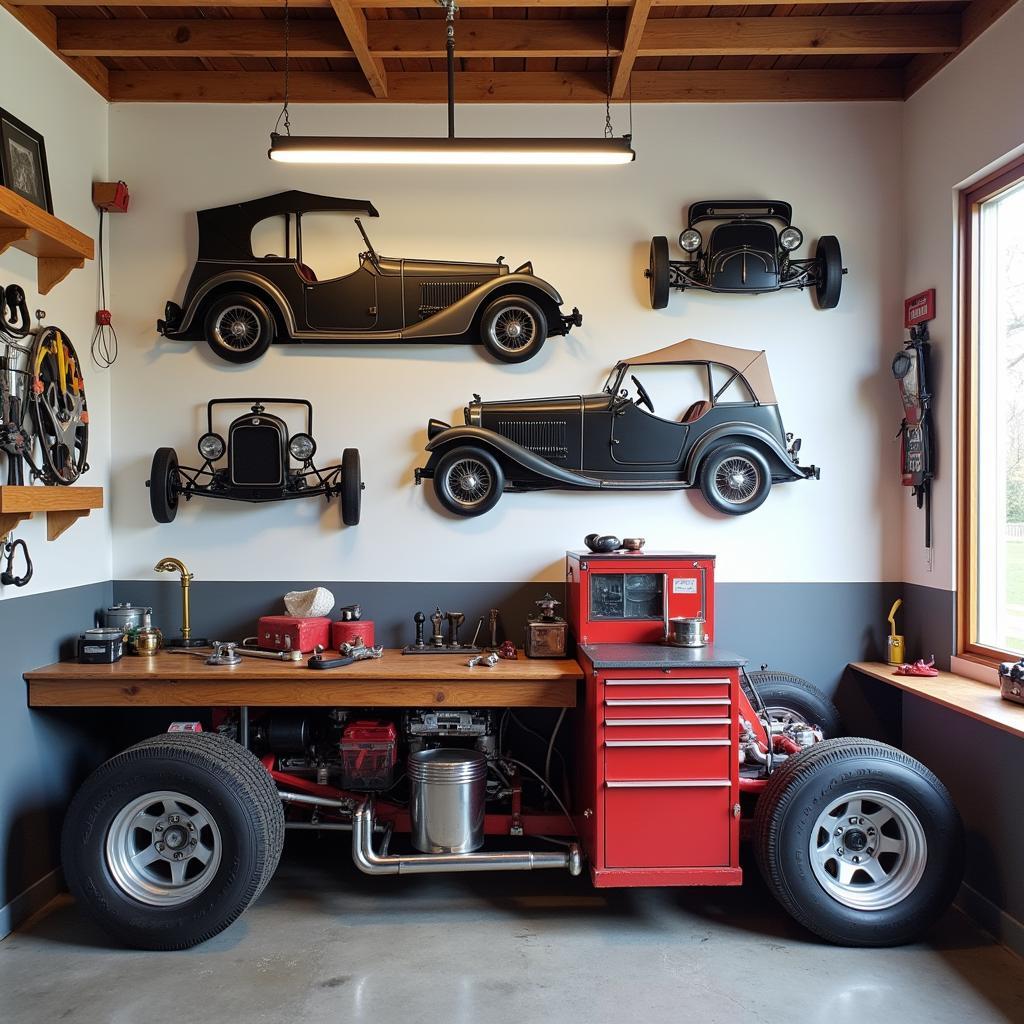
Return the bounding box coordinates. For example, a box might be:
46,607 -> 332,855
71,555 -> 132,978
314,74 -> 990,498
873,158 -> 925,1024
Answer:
2,836 -> 1023,1024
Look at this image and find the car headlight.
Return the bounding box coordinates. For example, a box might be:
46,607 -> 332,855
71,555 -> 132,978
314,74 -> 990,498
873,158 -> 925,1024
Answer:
288,433 -> 316,461
679,228 -> 702,253
197,432 -> 225,461
780,226 -> 803,251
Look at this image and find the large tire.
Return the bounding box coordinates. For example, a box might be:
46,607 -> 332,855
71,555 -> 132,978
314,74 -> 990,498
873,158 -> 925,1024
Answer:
814,235 -> 843,310
149,447 -> 180,524
754,737 -> 963,947
744,669 -> 842,738
340,447 -> 361,526
204,293 -> 275,364
62,731 -> 285,950
432,445 -> 504,517
479,295 -> 548,363
648,236 -> 670,309
698,443 -> 772,516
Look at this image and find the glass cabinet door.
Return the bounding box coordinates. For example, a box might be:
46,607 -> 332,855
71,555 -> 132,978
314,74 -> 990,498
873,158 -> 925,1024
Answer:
590,573 -> 664,620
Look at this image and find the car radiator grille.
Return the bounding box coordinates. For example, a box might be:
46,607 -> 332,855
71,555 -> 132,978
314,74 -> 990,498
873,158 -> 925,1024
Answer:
497,420 -> 568,459
419,281 -> 479,317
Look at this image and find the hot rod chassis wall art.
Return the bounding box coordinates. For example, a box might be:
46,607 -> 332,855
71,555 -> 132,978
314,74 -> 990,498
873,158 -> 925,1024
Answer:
157,191 -> 582,365
647,200 -> 846,311
147,398 -> 362,526
416,339 -> 818,517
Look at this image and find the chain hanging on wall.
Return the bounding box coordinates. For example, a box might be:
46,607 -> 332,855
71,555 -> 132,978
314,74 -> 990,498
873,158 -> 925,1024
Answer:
274,0 -> 292,137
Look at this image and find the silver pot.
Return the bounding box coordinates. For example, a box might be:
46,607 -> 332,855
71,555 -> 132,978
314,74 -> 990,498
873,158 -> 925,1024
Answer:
667,616 -> 708,648
100,603 -> 152,632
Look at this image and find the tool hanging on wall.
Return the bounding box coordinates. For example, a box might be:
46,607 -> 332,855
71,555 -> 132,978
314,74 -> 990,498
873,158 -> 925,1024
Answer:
1,535 -> 32,587
91,181 -> 129,369
893,289 -> 936,548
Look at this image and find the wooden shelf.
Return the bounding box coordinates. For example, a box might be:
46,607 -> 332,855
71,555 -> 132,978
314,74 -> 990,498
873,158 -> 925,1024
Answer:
850,661 -> 1024,742
0,186 -> 94,295
0,485 -> 103,542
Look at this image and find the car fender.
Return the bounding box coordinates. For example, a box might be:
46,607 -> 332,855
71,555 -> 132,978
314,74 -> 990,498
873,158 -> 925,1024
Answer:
424,426 -> 598,489
175,270 -> 296,336
403,273 -> 565,340
685,420 -> 798,479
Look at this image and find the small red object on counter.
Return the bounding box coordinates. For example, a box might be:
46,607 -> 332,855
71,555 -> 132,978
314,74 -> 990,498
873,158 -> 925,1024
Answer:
332,619 -> 375,651
893,657 -> 939,677
498,640 -> 518,659
256,615 -> 331,653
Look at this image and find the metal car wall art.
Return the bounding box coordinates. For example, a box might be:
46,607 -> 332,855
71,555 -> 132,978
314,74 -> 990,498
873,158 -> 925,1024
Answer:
647,200 -> 845,310
147,398 -> 362,526
415,339 -> 818,518
157,191 -> 582,365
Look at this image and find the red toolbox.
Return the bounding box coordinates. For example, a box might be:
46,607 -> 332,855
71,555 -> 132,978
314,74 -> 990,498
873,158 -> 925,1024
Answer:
256,615 -> 331,653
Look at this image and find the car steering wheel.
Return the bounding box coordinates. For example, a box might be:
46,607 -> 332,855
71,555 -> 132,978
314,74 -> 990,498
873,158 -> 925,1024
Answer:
631,375 -> 655,414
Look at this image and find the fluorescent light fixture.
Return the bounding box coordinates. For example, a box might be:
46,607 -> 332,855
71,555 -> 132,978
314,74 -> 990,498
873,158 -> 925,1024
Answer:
268,134 -> 636,167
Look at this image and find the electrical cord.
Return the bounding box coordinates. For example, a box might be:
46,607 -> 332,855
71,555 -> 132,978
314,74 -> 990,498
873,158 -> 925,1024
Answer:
499,755 -> 575,835
740,665 -> 773,775
91,210 -> 117,368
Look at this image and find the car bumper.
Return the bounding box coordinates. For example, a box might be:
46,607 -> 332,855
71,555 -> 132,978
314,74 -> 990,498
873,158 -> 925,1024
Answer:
559,307 -> 583,333
157,301 -> 183,337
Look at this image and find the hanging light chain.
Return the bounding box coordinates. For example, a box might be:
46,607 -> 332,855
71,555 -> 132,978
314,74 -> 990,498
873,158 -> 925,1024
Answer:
278,0 -> 292,136
603,0 -> 614,139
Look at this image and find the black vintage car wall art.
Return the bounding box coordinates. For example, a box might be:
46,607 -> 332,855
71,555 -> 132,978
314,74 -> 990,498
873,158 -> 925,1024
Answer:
647,201 -> 845,310
147,398 -> 362,526
157,191 -> 582,365
416,339 -> 819,517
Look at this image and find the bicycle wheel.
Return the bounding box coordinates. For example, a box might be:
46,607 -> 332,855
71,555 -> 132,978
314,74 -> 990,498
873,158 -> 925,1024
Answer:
29,327 -> 89,485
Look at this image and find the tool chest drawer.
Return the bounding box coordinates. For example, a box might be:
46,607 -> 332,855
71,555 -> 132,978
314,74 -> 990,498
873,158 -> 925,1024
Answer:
603,719 -> 730,742
604,679 -> 730,702
604,740 -> 730,781
604,783 -> 731,868
604,697 -> 731,720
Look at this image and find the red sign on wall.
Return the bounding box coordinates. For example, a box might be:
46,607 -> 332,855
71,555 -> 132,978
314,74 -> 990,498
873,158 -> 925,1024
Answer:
904,288 -> 936,328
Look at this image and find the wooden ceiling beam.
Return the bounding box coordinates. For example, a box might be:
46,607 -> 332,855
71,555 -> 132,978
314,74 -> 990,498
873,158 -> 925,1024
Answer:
613,0 -> 653,98
107,68 -> 903,103
8,0 -> 937,7
57,15 -> 958,60
328,0 -> 387,97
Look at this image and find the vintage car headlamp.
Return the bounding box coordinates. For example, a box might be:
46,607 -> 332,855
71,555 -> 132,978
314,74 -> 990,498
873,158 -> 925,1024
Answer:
679,228 -> 702,253
780,226 -> 804,251
197,432 -> 225,461
288,433 -> 317,461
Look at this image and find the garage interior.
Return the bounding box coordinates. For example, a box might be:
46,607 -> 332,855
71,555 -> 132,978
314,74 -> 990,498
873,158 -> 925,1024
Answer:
1,0 -> 1023,1020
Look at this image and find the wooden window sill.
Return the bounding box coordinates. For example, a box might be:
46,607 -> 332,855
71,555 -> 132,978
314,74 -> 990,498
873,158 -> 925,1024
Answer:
850,661 -> 1024,741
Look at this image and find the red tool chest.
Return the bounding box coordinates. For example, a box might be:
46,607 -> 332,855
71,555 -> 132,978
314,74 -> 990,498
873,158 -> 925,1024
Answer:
565,551 -> 715,646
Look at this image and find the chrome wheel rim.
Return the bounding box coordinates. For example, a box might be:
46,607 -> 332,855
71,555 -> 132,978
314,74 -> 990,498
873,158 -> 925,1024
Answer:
488,306 -> 537,353
809,789 -> 927,911
106,790 -> 222,907
441,458 -> 493,509
212,306 -> 261,352
714,456 -> 760,504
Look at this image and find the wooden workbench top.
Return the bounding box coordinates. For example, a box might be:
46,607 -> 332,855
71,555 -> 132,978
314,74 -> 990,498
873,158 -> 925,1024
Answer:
25,649 -> 582,709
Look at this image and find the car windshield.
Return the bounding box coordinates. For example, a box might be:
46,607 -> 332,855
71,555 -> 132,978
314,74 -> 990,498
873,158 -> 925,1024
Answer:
620,363 -> 711,419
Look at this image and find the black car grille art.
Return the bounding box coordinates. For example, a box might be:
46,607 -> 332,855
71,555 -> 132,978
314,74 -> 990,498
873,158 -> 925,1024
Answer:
497,420 -> 569,459
418,280 -> 479,318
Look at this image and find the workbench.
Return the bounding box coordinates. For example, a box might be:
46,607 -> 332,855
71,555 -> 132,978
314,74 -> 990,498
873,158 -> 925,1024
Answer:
24,649 -> 581,709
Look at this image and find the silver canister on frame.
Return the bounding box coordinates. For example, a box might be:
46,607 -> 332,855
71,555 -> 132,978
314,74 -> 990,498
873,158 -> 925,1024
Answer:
407,748 -> 487,854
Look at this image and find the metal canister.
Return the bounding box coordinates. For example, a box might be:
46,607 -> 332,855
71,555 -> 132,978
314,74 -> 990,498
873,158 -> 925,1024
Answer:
408,749 -> 487,854
667,616 -> 708,648
100,603 -> 151,632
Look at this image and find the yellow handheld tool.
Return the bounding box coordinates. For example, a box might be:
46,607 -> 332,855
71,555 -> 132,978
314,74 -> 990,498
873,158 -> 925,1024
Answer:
887,598 -> 905,666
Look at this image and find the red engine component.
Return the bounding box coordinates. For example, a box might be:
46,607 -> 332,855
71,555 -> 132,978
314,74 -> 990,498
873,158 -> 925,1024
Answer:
339,721 -> 397,791
257,615 -> 331,653
331,619 -> 375,650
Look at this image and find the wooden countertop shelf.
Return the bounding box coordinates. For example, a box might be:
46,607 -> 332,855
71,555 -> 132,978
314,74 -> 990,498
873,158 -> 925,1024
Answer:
0,187 -> 94,294
0,485 -> 104,542
850,661 -> 1024,741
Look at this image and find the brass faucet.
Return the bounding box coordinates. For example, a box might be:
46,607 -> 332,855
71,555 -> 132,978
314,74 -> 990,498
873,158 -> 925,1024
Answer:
154,557 -> 207,647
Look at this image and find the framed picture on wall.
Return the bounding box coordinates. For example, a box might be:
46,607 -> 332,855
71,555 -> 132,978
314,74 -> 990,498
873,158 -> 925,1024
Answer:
0,109 -> 52,214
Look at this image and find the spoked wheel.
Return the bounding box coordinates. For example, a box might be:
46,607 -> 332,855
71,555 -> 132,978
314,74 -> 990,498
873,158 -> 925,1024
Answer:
433,446 -> 504,517
149,447 -> 181,524
204,293 -> 275,364
743,669 -> 842,738
699,444 -> 772,515
479,295 -> 547,363
814,235 -> 844,310
755,738 -> 963,946
647,236 -> 670,309
340,447 -> 362,526
28,327 -> 89,485
62,732 -> 285,950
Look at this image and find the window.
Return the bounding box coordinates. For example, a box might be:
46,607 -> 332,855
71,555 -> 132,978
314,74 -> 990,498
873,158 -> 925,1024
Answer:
961,154 -> 1024,662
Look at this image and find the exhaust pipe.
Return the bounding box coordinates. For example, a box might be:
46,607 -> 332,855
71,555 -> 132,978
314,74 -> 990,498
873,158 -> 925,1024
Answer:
351,801 -> 582,877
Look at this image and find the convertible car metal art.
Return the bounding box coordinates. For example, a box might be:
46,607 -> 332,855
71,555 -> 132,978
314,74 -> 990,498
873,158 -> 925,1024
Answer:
157,191 -> 582,365
647,200 -> 845,310
147,398 -> 362,526
416,339 -> 818,517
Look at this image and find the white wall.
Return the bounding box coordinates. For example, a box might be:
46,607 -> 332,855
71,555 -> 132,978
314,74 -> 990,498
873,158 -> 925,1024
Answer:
108,101 -> 903,586
902,2 -> 1024,591
0,11 -> 111,600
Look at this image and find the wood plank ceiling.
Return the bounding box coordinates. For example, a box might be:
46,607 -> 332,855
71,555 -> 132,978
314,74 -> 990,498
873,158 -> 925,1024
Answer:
1,0 -> 1019,103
